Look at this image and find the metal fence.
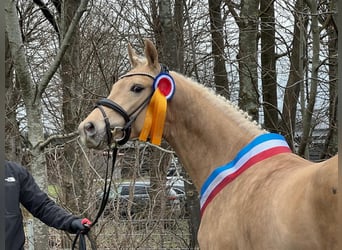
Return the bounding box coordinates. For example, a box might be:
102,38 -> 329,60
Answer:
25,218 -> 194,249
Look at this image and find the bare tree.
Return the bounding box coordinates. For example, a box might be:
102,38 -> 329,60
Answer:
57,0 -> 91,217
319,0 -> 338,159
5,33 -> 22,163
226,0 -> 259,121
5,0 -> 89,247
279,0 -> 306,150
260,0 -> 278,131
297,0 -> 320,157
209,0 -> 229,99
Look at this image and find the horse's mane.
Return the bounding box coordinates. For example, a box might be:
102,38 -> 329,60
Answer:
130,57 -> 264,135
173,71 -> 264,135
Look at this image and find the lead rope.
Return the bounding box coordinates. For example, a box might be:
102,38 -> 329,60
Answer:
72,146 -> 118,250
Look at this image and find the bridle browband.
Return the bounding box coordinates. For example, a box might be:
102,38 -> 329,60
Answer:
95,64 -> 169,147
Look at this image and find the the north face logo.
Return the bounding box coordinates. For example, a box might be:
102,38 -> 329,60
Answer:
5,177 -> 16,182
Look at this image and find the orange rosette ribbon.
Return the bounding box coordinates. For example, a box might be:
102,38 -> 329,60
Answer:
139,73 -> 175,145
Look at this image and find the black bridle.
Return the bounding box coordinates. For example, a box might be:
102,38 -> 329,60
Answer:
95,65 -> 169,147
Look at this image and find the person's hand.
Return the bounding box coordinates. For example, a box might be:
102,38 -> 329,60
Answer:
70,218 -> 92,233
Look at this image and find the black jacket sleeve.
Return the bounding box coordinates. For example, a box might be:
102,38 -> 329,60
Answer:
14,162 -> 79,233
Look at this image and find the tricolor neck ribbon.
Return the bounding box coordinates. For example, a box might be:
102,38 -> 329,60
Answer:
200,133 -> 291,216
139,73 -> 175,145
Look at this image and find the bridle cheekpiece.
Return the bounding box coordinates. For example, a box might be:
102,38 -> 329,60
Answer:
95,64 -> 174,148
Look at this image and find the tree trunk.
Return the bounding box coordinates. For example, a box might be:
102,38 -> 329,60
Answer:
237,0 -> 259,121
156,1 -> 200,247
6,0 -> 89,247
59,0 -> 84,214
279,0 -> 305,149
148,0 -> 176,222
152,0 -> 200,247
5,32 -> 22,163
149,144 -> 170,219
320,0 -> 338,159
184,175 -> 201,249
209,0 -> 229,99
158,0 -> 178,70
5,1 -> 49,248
260,0 -> 278,131
298,0 -> 319,157
174,0 -> 184,73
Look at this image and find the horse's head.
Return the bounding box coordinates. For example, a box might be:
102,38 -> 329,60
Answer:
78,39 -> 165,149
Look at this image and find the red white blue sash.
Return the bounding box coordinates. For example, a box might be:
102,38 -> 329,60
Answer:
200,133 -> 291,216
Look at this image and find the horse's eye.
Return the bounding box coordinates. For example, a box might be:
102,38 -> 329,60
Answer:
130,84 -> 145,93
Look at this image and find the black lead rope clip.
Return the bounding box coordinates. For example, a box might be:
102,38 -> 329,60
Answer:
73,228 -> 95,250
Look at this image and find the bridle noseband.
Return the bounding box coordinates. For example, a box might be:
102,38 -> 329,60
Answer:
95,64 -> 169,147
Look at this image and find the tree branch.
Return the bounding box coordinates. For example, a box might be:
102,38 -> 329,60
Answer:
37,131 -> 79,149
5,0 -> 36,104
37,0 -> 90,97
33,0 -> 60,37
223,0 -> 241,27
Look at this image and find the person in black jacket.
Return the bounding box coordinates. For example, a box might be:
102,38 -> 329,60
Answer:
5,161 -> 91,250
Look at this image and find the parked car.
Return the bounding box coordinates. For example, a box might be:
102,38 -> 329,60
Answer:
115,181 -> 150,218
98,181 -> 182,218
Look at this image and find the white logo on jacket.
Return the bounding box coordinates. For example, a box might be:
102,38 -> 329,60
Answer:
5,177 -> 16,182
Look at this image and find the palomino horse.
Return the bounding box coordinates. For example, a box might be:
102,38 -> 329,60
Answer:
78,39 -> 338,249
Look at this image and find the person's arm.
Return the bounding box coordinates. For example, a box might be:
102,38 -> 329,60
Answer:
16,163 -> 89,233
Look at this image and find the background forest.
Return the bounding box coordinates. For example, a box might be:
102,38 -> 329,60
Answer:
5,0 -> 338,249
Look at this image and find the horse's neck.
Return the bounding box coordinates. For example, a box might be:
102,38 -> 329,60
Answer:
164,73 -> 264,190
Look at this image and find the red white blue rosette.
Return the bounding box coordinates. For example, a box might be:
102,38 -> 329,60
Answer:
153,73 -> 176,100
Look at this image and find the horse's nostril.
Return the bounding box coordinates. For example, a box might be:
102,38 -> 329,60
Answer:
84,122 -> 96,136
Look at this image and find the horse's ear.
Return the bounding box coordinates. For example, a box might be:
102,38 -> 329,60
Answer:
144,39 -> 159,69
128,43 -> 139,68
